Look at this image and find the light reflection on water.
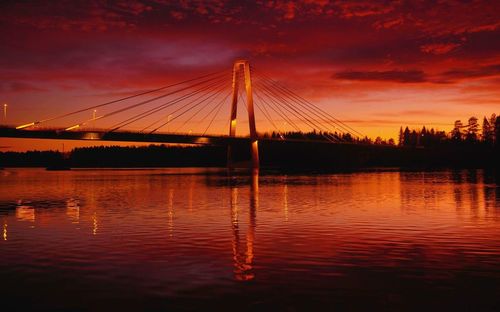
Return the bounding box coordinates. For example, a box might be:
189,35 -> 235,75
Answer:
0,168 -> 499,310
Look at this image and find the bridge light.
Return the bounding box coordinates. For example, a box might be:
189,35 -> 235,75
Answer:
194,137 -> 210,144
16,122 -> 36,130
251,140 -> 259,169
65,124 -> 80,131
92,110 -> 97,129
167,114 -> 172,132
83,132 -> 101,140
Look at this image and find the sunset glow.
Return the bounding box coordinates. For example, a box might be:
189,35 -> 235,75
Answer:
1,1 -> 499,151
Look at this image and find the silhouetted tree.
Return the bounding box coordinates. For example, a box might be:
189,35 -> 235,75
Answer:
466,116 -> 479,142
360,136 -> 372,144
409,130 -> 418,146
495,116 -> 500,147
451,120 -> 463,141
482,116 -> 493,144
490,114 -> 497,143
403,127 -> 410,146
421,126 -> 428,146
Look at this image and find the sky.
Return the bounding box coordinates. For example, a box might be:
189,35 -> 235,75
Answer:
1,0 -> 499,151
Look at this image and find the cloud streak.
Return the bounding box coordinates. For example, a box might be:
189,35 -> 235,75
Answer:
334,70 -> 427,83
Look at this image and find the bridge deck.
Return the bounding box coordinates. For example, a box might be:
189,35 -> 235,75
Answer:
0,127 -> 361,147
0,127 -> 251,145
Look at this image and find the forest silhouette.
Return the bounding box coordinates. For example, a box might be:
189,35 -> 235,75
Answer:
1,114 -> 498,170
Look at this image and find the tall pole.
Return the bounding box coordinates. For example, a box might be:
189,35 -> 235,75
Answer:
227,60 -> 259,169
3,104 -> 7,122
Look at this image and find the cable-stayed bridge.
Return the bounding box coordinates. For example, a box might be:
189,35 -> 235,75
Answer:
0,60 -> 364,168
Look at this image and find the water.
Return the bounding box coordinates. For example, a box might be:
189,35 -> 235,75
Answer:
1,168 -> 499,311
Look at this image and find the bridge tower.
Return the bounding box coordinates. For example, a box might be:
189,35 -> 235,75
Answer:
228,60 -> 259,169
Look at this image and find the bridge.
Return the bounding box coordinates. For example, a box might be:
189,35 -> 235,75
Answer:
0,60 -> 364,168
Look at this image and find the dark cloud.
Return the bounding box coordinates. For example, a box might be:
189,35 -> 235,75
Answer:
0,82 -> 45,93
420,43 -> 460,55
334,63 -> 500,85
373,110 -> 448,117
334,70 -> 427,83
439,64 -> 500,82
343,119 -> 454,126
0,1 -> 499,93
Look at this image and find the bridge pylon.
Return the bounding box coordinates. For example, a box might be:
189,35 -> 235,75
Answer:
227,60 -> 259,169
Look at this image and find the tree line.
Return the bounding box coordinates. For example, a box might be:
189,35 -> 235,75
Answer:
264,130 -> 388,145
398,114 -> 500,147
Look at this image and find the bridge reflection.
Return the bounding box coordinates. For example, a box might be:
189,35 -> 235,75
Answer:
16,205 -> 35,223
2,219 -> 6,241
230,170 -> 258,281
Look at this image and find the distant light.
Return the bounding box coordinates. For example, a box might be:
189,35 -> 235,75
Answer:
194,137 -> 210,144
65,124 -> 80,131
93,213 -> 98,236
83,132 -> 101,140
16,122 -> 36,129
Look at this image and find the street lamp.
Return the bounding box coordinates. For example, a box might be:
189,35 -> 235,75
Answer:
3,104 -> 7,121
167,114 -> 172,132
92,109 -> 97,129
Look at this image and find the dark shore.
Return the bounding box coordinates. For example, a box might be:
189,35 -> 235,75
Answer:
0,141 -> 498,172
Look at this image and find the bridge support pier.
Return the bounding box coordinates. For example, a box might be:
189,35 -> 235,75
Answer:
227,60 -> 259,169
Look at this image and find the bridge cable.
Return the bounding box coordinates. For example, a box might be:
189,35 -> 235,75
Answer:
254,79 -> 342,143
254,94 -> 276,129
252,72 -> 344,142
253,100 -> 284,139
173,84 -> 231,133
250,70 -> 343,139
138,76 -> 230,133
65,72 -> 229,131
235,88 -> 283,137
252,95 -> 282,137
252,68 -> 360,137
253,88 -> 316,143
196,90 -> 232,130
255,75 -> 346,136
252,69 -> 364,138
253,72 -> 352,141
16,70 -> 226,130
252,90 -> 295,136
139,77 -> 230,133
253,89 -> 302,133
254,79 -> 341,143
148,81 -> 231,134
107,74 -> 230,132
202,91 -> 232,136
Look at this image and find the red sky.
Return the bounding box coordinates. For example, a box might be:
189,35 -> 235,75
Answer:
1,0 -> 499,151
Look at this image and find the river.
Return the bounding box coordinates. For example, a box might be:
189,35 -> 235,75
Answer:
1,168 -> 499,310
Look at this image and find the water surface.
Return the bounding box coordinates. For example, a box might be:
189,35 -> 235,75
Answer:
1,168 -> 499,310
